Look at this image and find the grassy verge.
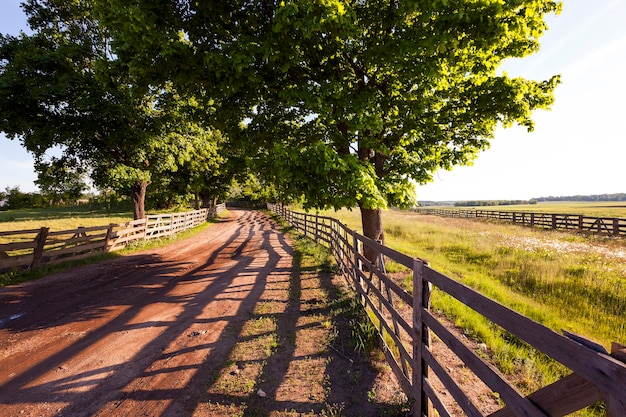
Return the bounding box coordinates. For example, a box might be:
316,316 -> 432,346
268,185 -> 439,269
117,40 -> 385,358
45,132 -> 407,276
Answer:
0,204 -> 215,232
0,206 -> 133,231
324,208 -> 626,346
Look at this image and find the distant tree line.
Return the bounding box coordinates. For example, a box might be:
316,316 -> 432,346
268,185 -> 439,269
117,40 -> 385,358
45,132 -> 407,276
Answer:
0,171 -> 276,212
454,199 -> 537,207
0,187 -> 47,210
535,193 -> 626,202
0,186 -> 130,212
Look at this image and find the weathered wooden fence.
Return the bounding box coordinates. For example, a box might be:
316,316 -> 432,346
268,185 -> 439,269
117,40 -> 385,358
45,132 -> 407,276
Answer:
0,204 -> 226,273
268,203 -> 626,417
415,208 -> 626,237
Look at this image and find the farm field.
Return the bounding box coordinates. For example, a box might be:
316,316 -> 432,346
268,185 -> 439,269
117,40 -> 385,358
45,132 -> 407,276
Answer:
424,201 -> 626,218
318,207 -> 625,411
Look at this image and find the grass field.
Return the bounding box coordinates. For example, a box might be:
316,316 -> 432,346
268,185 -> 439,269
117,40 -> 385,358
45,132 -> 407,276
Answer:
0,206 -> 133,232
323,207 -> 626,345
318,206 -> 625,414
424,201 -> 626,218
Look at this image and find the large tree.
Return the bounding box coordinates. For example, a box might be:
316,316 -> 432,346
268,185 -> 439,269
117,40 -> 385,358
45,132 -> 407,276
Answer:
0,0 -> 224,219
92,1 -> 562,256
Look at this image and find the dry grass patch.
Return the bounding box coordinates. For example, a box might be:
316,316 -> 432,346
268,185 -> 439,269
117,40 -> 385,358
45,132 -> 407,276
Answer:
254,300 -> 288,315
275,357 -> 329,404
210,362 -> 264,397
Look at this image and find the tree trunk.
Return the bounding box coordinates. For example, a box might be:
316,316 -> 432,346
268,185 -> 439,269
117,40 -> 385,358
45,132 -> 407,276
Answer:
193,193 -> 200,210
360,206 -> 384,265
130,181 -> 148,220
200,194 -> 213,208
357,141 -> 387,265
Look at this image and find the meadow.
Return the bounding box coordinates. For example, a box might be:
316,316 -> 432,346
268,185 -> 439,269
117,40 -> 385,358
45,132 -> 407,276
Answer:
319,206 -> 625,413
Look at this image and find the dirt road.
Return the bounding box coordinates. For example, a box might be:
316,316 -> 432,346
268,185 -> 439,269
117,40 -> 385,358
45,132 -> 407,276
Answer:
0,210 -> 309,416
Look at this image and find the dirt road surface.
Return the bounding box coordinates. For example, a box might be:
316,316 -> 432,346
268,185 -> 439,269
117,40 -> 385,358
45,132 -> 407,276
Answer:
1,209 -> 371,416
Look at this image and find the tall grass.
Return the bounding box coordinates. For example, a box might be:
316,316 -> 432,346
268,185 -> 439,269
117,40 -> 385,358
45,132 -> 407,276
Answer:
319,207 -> 625,415
326,208 -> 626,346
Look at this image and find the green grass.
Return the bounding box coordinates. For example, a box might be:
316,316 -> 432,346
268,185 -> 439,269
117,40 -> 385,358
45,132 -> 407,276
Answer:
0,206 -> 134,232
317,207 -> 624,415
0,204 -> 216,232
323,208 -> 626,344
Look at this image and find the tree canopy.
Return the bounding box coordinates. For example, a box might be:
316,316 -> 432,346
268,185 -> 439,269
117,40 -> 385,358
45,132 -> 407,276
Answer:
0,0 -> 228,219
93,0 -> 560,247
2,0 -> 562,249
35,157 -> 89,206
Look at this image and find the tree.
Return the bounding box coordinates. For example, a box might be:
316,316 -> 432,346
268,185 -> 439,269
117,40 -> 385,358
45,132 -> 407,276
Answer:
154,127 -> 230,209
0,0 -> 221,219
98,1 -> 561,258
35,157 -> 88,206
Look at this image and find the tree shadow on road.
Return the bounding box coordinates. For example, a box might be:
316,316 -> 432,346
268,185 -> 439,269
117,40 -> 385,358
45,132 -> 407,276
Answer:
0,210 -> 407,417
191,222 -> 409,417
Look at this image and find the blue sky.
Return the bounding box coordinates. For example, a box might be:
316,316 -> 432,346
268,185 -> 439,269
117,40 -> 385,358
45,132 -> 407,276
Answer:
1,0 -> 625,201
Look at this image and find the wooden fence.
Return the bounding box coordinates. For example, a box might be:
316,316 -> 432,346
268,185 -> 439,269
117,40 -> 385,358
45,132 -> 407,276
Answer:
268,203 -> 626,417
414,208 -> 626,237
0,204 -> 225,273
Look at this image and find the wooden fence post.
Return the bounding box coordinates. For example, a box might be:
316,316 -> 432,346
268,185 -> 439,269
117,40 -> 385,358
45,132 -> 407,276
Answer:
412,259 -> 424,417
412,258 -> 433,417
613,219 -> 620,237
315,214 -> 319,243
31,227 -> 49,269
607,343 -> 626,417
104,224 -> 115,252
142,218 -> 148,240
352,232 -> 364,303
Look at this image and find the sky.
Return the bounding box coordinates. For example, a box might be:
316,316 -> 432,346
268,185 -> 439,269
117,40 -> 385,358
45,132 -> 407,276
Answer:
0,0 -> 625,201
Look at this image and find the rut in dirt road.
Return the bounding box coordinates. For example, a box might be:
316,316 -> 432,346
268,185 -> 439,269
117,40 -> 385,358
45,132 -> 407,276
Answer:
0,210 -> 298,416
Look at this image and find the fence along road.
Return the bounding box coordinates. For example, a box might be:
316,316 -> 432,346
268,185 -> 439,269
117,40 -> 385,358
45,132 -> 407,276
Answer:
268,203 -> 626,417
0,204 -> 226,273
414,207 -> 626,237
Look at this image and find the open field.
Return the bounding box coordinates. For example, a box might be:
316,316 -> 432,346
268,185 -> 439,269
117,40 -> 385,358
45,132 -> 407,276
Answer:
0,206 -> 133,232
317,207 -> 625,414
322,208 -> 626,348
424,201 -> 626,218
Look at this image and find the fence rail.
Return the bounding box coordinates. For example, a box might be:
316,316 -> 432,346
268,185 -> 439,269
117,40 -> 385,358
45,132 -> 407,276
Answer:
414,208 -> 626,237
0,203 -> 225,273
268,203 -> 626,417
